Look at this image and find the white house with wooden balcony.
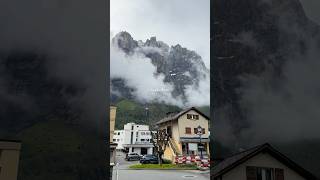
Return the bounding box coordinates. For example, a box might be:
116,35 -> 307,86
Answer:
156,107 -> 210,162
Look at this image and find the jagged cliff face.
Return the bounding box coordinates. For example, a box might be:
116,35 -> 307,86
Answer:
111,31 -> 209,105
213,0 -> 320,142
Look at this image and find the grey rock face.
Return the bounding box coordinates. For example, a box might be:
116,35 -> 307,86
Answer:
212,0 -> 320,136
111,31 -> 209,103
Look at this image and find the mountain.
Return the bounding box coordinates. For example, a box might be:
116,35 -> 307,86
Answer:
111,31 -> 209,104
212,0 -> 320,177
212,0 -> 320,134
0,51 -> 85,137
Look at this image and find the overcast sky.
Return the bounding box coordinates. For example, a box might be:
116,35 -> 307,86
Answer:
110,0 -> 210,68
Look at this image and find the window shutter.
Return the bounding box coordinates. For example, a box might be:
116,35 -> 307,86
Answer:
202,128 -> 205,134
246,166 -> 257,180
185,127 -> 191,134
275,168 -> 284,180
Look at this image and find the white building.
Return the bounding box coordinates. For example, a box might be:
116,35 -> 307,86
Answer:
113,130 -> 125,150
113,123 -> 154,155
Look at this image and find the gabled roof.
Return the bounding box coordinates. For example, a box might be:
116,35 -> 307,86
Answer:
155,107 -> 210,125
212,143 -> 318,180
0,139 -> 21,143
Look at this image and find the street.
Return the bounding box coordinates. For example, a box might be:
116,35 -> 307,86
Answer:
112,152 -> 210,180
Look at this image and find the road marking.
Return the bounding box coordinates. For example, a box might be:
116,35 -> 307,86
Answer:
182,175 -> 197,178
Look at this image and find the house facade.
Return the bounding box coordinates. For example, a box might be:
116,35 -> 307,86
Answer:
109,106 -> 117,180
156,107 -> 210,162
115,123 -> 154,155
212,143 -> 317,180
0,140 -> 21,180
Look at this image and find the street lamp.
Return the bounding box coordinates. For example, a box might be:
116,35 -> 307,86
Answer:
196,125 -> 203,159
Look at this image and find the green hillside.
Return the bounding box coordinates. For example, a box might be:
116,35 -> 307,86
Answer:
114,98 -> 210,130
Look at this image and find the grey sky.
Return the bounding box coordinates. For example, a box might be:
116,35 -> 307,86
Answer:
110,0 -> 210,68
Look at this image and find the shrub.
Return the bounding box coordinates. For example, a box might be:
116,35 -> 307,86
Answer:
162,159 -> 172,164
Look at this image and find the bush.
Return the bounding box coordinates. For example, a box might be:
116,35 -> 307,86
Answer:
129,164 -> 197,170
162,159 -> 172,164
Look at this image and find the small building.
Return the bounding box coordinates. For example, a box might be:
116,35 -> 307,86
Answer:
212,143 -> 318,180
110,106 -> 117,143
113,130 -> 125,150
109,106 -> 117,180
156,107 -> 210,162
115,123 -> 154,155
0,139 -> 22,180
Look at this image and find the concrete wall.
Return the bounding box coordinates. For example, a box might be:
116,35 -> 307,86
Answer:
0,141 -> 21,180
220,153 -> 306,180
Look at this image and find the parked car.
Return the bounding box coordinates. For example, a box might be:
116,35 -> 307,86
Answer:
125,153 -> 141,161
140,154 -> 159,164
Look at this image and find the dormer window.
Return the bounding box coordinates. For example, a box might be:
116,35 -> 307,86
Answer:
187,114 -> 199,120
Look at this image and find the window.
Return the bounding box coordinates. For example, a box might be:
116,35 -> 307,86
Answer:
141,132 -> 145,135
194,128 -> 205,134
141,139 -> 145,141
185,127 -> 191,134
118,132 -> 120,135
246,166 -> 282,180
274,168 -> 284,180
117,139 -> 120,142
113,139 -> 116,141
187,114 -> 199,120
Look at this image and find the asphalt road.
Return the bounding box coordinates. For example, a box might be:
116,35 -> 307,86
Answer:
112,151 -> 210,180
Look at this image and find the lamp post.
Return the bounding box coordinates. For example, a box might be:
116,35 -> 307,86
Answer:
197,125 -> 203,159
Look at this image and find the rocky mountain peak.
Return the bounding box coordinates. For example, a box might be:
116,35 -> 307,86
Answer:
111,32 -> 209,104
112,31 -> 138,54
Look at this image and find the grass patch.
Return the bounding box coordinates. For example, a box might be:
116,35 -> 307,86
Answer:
129,164 -> 197,170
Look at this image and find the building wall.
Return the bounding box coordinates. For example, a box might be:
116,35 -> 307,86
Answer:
113,130 -> 125,149
220,153 -> 306,180
121,123 -> 154,154
163,144 -> 174,161
158,109 -> 210,159
128,147 -> 153,155
110,106 -> 117,142
0,141 -> 21,180
177,110 -> 209,139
